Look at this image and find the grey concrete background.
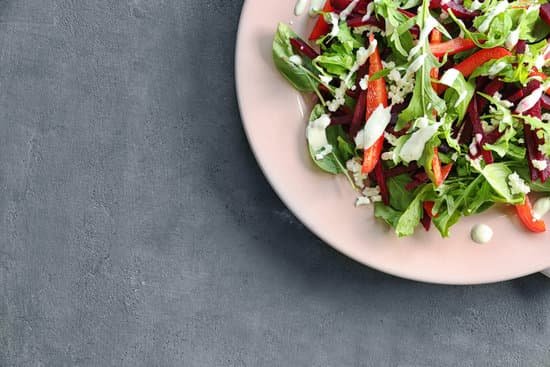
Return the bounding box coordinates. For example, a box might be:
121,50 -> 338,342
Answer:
0,0 -> 549,366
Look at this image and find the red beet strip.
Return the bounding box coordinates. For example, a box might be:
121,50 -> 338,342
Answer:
290,38 -> 319,60
468,95 -> 494,163
374,161 -> 390,205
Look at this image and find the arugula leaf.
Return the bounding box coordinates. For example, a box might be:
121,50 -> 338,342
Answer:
397,0 -> 446,127
273,23 -> 320,92
373,0 -> 415,59
394,184 -> 433,237
387,175 -> 415,211
440,70 -> 475,122
374,202 -> 402,228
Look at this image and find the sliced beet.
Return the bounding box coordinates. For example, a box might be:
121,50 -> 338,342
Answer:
384,163 -> 419,178
515,40 -> 527,54
290,38 -> 319,59
374,161 -> 390,205
430,0 -> 479,19
330,114 -> 353,125
540,3 -> 550,28
478,79 -> 504,113
347,15 -> 384,29
468,96 -> 494,163
541,93 -> 550,110
349,89 -> 367,137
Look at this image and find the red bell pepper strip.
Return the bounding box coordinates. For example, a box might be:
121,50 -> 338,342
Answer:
430,30 -> 446,95
431,147 -> 444,187
309,1 -> 335,41
405,163 -> 453,191
454,47 -> 512,78
515,197 -> 546,233
362,35 -> 388,174
423,201 -> 438,218
430,38 -> 477,58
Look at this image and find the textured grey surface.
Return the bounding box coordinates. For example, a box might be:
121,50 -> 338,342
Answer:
0,0 -> 550,366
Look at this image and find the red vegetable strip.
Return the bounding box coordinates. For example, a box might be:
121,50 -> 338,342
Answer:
290,38 -> 319,59
430,0 -> 480,19
421,209 -> 432,231
515,196 -> 546,233
430,30 -> 445,95
309,1 -> 335,41
522,80 -> 550,182
541,3 -> 550,28
405,164 -> 452,191
454,47 -> 512,78
505,88 -> 524,103
468,95 -> 493,164
362,34 -> 388,174
432,147 -> 445,187
384,163 -> 419,178
477,79 -> 504,112
429,38 -> 477,58
330,114 -> 353,125
423,201 -> 438,218
347,16 -> 385,29
374,161 -> 390,205
350,89 -> 367,136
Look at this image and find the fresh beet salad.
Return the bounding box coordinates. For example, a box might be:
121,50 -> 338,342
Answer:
273,0 -> 550,238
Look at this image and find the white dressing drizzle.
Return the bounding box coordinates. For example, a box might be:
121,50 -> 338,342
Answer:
399,120 -> 442,162
354,104 -> 392,149
477,1 -> 508,33
361,2 -> 375,21
306,114 -> 331,152
294,0 -> 310,16
533,197 -> 550,221
340,0 -> 360,20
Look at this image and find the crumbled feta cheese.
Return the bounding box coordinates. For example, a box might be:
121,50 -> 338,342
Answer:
346,158 -> 367,188
359,75 -> 369,90
370,195 -> 382,203
532,159 -> 548,171
363,186 -> 380,196
315,144 -> 333,160
327,81 -> 347,112
541,113 -> 550,122
319,75 -> 333,85
508,172 -> 531,195
381,151 -> 395,161
289,55 -> 302,66
439,10 -> 449,20
492,92 -> 514,108
355,197 -> 371,207
386,68 -> 415,105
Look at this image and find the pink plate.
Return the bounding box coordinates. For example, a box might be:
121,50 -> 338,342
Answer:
235,0 -> 550,284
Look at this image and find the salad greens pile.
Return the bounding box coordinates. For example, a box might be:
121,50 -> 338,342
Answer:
273,0 -> 550,237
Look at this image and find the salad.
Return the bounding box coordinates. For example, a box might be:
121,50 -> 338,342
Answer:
273,0 -> 550,238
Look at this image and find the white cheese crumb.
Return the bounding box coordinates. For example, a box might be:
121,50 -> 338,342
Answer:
359,75 -> 369,90
508,172 -> 531,195
327,81 -> 347,112
346,158 -> 367,189
532,159 -> 548,171
355,197 -> 371,207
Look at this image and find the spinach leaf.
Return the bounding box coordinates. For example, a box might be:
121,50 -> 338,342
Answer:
273,23 -> 319,92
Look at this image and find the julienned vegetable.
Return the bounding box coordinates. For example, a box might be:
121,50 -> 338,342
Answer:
273,0 -> 550,237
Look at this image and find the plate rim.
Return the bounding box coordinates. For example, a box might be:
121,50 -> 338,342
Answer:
234,0 -> 550,285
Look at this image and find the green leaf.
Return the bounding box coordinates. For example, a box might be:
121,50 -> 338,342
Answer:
387,175 -> 415,211
394,184 -> 433,237
440,70 -> 475,122
272,23 -> 319,92
374,202 -> 402,228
